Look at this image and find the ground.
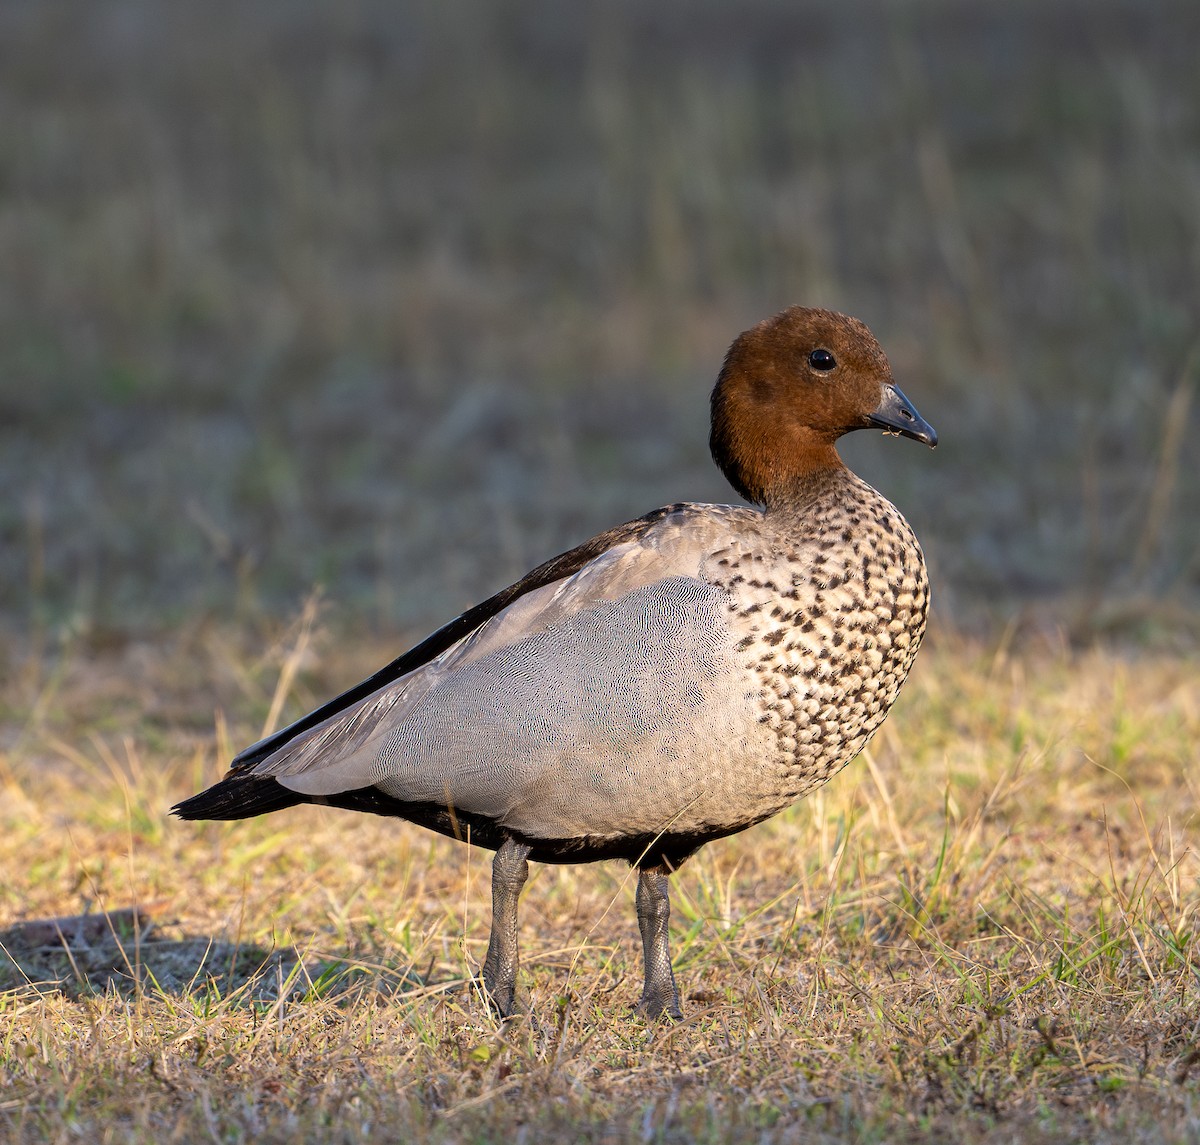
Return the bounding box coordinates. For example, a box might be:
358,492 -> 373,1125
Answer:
3,627 -> 1198,1142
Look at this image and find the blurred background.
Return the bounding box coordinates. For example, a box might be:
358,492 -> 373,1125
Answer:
2,0 -> 1198,654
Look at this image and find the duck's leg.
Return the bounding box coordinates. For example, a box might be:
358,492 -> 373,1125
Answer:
481,837 -> 531,1016
634,864 -> 683,1020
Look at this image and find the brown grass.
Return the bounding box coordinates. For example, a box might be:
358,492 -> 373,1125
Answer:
3,622 -> 1199,1142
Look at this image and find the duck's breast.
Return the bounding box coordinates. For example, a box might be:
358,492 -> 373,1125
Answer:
707,475 -> 929,803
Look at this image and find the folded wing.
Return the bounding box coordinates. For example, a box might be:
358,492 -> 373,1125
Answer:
233,503 -> 763,840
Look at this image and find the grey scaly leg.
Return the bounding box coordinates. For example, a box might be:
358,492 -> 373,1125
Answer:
635,865 -> 683,1020
480,837 -> 531,1016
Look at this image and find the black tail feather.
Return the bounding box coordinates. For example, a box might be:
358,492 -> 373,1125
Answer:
173,773 -> 730,868
172,773 -> 307,821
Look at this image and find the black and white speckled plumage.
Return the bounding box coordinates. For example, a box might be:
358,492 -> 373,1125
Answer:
174,305 -> 937,1019
710,467 -> 929,810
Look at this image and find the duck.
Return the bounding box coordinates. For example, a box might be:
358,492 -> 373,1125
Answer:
174,306 -> 936,1020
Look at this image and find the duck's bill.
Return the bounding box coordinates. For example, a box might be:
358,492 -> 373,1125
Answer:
865,383 -> 937,447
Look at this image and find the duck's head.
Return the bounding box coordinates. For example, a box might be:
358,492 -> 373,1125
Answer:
710,306 -> 936,506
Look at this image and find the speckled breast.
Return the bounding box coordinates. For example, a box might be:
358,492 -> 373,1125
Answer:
704,473 -> 928,813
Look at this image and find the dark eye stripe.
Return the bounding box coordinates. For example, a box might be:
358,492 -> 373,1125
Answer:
808,348 -> 837,371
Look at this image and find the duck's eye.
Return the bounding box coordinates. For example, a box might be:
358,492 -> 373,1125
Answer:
808,348 -> 837,372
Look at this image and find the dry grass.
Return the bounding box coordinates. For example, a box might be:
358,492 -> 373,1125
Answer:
2,622 -> 1199,1142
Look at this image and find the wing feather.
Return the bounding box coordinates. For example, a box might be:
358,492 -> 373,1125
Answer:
241,503 -> 760,814
229,503 -> 693,771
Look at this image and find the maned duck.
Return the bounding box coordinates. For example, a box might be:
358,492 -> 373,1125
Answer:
175,306 -> 936,1020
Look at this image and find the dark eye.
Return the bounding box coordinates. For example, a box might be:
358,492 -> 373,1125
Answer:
808,348 -> 837,372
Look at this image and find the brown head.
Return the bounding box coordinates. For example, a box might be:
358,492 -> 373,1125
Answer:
710,306 -> 936,506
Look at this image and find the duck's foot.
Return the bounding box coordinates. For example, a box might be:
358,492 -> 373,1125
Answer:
480,837 -> 532,1018
635,865 -> 683,1021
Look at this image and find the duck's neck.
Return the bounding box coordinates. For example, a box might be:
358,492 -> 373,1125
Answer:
761,459 -> 857,528
764,452 -> 850,505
